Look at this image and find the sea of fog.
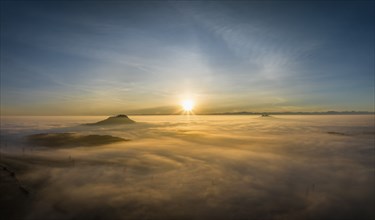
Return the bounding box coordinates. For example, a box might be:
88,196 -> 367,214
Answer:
0,115 -> 374,220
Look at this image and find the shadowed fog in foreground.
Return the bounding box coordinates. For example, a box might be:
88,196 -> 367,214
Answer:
0,115 -> 374,220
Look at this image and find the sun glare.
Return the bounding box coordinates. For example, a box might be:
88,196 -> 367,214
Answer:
181,99 -> 194,111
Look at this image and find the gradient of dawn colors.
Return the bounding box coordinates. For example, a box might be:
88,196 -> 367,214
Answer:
1,1 -> 374,115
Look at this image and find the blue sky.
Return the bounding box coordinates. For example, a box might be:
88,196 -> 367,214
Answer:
1,1 -> 374,115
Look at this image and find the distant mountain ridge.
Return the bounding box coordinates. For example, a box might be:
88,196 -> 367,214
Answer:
127,111 -> 374,115
210,111 -> 374,115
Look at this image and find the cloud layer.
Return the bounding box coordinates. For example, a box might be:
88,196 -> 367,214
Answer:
0,115 -> 374,219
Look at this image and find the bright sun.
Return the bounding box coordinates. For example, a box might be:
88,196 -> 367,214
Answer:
181,99 -> 195,111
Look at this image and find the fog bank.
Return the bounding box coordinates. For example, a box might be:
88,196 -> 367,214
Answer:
0,115 -> 374,220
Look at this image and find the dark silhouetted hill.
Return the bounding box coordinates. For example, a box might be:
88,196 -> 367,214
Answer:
85,114 -> 135,126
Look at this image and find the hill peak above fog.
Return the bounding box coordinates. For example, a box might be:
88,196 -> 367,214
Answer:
85,114 -> 135,126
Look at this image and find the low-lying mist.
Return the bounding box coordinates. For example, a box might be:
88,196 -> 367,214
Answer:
0,115 -> 374,220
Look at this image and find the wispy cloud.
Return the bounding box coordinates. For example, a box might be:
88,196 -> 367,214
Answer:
1,1 -> 373,114
175,2 -> 319,81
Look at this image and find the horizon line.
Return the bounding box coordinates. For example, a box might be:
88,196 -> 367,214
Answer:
0,111 -> 374,117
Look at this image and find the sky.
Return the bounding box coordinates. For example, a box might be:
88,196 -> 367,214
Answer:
0,1 -> 374,115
